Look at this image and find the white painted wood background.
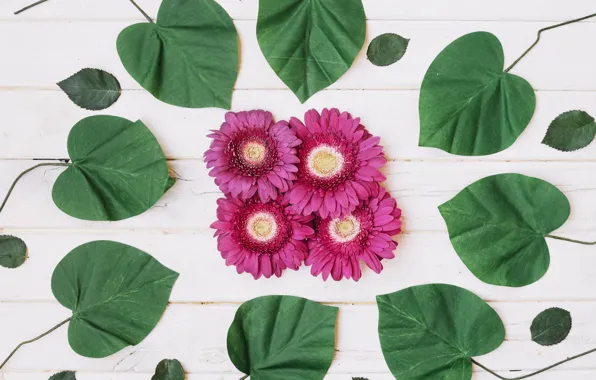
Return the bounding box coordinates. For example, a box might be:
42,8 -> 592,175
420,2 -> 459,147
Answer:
1,1 -> 596,379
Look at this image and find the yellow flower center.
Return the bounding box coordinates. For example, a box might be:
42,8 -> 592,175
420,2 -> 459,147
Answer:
243,142 -> 266,164
329,215 -> 360,243
308,145 -> 344,178
247,212 -> 277,242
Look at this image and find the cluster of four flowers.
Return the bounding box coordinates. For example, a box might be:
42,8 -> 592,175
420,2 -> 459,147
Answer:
205,108 -> 402,281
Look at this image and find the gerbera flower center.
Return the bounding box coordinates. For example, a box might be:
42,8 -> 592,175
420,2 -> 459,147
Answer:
242,141 -> 267,164
246,212 -> 278,242
329,215 -> 361,243
307,145 -> 345,178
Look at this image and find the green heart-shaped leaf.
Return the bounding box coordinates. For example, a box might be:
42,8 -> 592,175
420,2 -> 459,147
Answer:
542,110 -> 596,152
117,0 -> 238,109
419,32 -> 536,156
257,0 -> 366,103
0,235 -> 27,269
367,33 -> 409,67
51,240 -> 179,358
439,173 -> 570,287
227,295 -> 338,380
152,359 -> 185,380
49,371 -> 76,380
57,68 -> 121,111
531,307 -> 572,346
52,115 -> 172,221
377,284 -> 505,380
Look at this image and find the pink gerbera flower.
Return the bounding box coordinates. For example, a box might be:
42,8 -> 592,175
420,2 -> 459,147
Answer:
205,110 -> 301,202
286,108 -> 387,218
211,195 -> 314,279
307,185 -> 401,281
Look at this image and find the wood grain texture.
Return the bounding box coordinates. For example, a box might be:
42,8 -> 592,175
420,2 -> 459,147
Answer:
2,0 -> 596,378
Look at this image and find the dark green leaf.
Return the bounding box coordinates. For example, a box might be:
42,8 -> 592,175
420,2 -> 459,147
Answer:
227,295 -> 338,380
419,32 -> 536,156
542,110 -> 596,152
52,115 -> 171,221
353,378 -> 369,380
51,240 -> 179,358
377,284 -> 505,380
439,173 -> 570,287
117,0 -> 238,109
57,68 -> 121,111
49,371 -> 76,380
531,307 -> 572,346
0,235 -> 27,269
152,359 -> 185,380
257,0 -> 366,103
367,33 -> 409,67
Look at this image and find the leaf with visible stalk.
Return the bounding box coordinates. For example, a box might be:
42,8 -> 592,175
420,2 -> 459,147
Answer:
0,115 -> 174,221
531,307 -> 572,346
0,235 -> 27,269
0,240 -> 178,370
228,295 -> 338,380
419,12 -> 596,156
379,284 -> 596,380
57,68 -> 121,111
117,0 -> 239,109
49,371 -> 76,380
542,110 -> 596,152
152,359 -> 185,380
439,173 -> 576,287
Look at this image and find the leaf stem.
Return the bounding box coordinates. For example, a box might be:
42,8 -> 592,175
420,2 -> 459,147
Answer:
505,12 -> 596,73
14,0 -> 50,15
472,347 -> 596,380
0,317 -> 71,370
239,376 -> 248,380
128,0 -> 154,23
0,162 -> 70,215
546,234 -> 596,245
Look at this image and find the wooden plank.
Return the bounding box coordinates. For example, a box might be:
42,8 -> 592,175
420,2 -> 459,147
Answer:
1,160 -> 596,234
1,302 -> 596,374
3,0 -> 596,21
0,230 -> 595,303
1,89 -> 596,161
1,21 -> 595,91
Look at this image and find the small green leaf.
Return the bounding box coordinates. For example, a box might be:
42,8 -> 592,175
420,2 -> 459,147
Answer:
257,0 -> 366,103
152,359 -> 185,380
117,0 -> 238,109
542,110 -> 596,152
227,295 -> 338,380
367,33 -> 409,67
0,235 -> 27,269
52,115 -> 171,221
439,173 -> 570,287
419,32 -> 536,156
57,68 -> 121,111
378,284 -> 505,380
51,240 -> 179,358
353,378 -> 369,380
49,371 -> 76,380
531,307 -> 572,346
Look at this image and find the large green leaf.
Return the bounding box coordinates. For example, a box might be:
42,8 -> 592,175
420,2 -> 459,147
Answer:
531,307 -> 572,346
439,173 -> 570,287
57,68 -> 121,111
377,284 -> 505,380
51,240 -> 179,358
419,32 -> 536,156
0,235 -> 27,269
152,359 -> 185,380
227,295 -> 338,380
117,0 -> 238,109
52,115 -> 173,221
257,0 -> 366,103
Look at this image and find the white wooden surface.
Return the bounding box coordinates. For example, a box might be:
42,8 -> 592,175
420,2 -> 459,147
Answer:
1,1 -> 596,379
